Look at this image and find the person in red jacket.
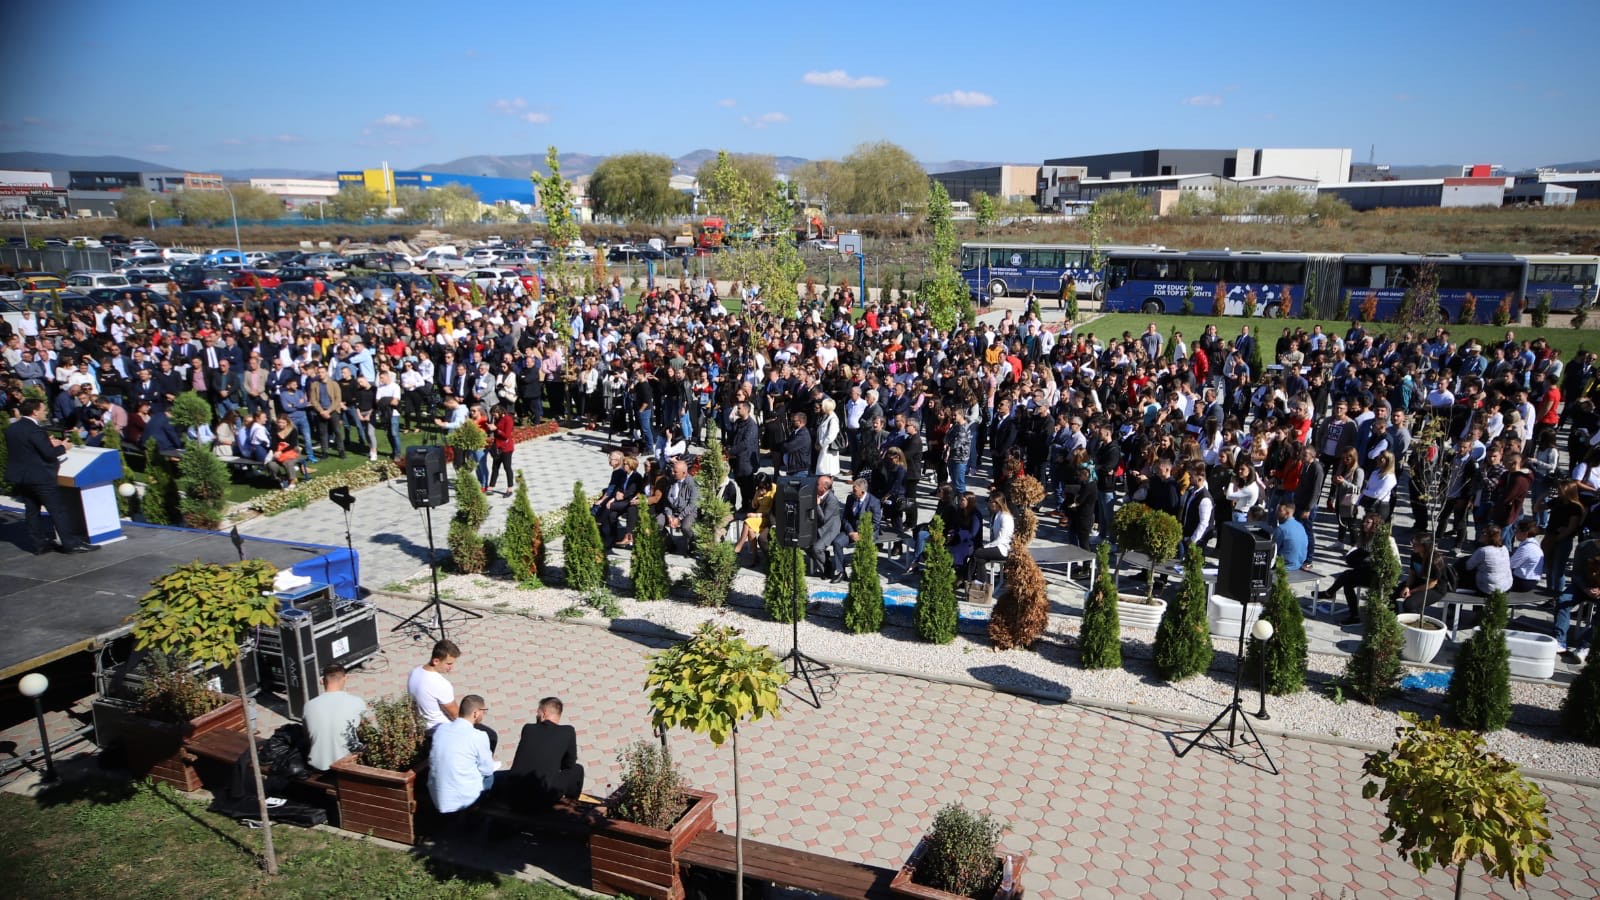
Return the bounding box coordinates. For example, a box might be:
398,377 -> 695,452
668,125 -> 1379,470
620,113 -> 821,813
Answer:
487,404 -> 517,495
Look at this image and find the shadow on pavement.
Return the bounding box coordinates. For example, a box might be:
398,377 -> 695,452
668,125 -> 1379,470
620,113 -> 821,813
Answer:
967,664 -> 1072,702
370,531 -> 442,565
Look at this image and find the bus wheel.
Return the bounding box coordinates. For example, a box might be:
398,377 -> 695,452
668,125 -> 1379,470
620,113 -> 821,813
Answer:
988,279 -> 1007,300
1092,283 -> 1105,303
1142,299 -> 1162,315
1264,303 -> 1281,318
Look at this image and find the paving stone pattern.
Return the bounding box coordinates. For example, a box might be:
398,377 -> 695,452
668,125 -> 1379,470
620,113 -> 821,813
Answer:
345,605 -> 1600,899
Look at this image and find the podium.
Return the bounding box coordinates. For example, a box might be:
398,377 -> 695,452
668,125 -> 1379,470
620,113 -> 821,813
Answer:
56,446 -> 125,545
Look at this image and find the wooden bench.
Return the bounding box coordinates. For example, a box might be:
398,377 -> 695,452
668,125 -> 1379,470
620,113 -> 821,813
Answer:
678,830 -> 897,899
1435,590 -> 1553,640
183,728 -> 337,798
477,795 -> 606,840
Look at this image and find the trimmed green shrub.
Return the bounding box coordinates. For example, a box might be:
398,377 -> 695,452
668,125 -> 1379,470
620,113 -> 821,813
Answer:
449,470 -> 488,573
763,544 -> 805,623
690,431 -> 737,607
1563,655 -> 1600,745
142,438 -> 181,526
176,438 -> 230,530
629,505 -> 670,601
914,517 -> 959,644
500,473 -> 543,585
1153,543 -> 1213,682
919,803 -> 1005,897
1346,521 -> 1406,703
102,423 -> 136,516
1246,556 -> 1309,695
1078,542 -> 1122,669
167,391 -> 213,430
1113,503 -> 1182,602
446,418 -> 487,454
1450,590 -> 1512,731
843,512 -> 883,634
562,481 -> 606,591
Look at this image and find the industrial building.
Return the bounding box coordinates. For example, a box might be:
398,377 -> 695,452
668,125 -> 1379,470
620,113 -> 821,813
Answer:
1534,171 -> 1600,203
1316,177 -> 1509,211
335,168 -> 536,206
1042,147 -> 1351,184
928,165 -> 1041,204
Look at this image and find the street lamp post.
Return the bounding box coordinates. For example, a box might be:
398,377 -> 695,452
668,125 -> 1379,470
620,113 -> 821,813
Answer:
18,672 -> 59,783
148,200 -> 157,230
222,184 -> 242,257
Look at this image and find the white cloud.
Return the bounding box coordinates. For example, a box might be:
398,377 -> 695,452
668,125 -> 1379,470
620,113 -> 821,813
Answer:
717,98 -> 737,108
274,134 -> 305,144
802,69 -> 887,89
1181,94 -> 1224,107
145,144 -> 172,154
375,114 -> 423,128
741,112 -> 789,129
492,97 -> 550,124
929,90 -> 995,108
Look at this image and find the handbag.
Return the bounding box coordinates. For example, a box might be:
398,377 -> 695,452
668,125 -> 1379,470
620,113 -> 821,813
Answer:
966,581 -> 993,605
1359,494 -> 1379,510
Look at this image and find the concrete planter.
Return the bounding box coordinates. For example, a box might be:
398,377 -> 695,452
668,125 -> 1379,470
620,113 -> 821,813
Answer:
590,787 -> 717,900
1206,595 -> 1264,639
1505,630 -> 1558,679
1118,594 -> 1167,631
1397,614 -> 1447,664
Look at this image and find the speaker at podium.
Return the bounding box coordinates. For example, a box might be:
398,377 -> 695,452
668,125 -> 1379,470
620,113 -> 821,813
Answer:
55,446 -> 126,545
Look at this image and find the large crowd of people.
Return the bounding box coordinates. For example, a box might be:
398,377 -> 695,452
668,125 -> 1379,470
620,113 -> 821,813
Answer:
1,268 -> 1596,662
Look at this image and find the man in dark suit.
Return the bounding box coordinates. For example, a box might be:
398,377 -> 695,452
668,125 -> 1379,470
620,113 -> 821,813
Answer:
5,399 -> 95,554
782,411 -> 812,476
808,474 -> 845,580
989,398 -> 1019,479
836,477 -> 884,582
503,697 -> 584,810
658,458 -> 700,554
725,401 -> 759,514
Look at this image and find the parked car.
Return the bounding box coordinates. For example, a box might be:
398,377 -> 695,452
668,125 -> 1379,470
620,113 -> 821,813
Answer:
275,265 -> 334,282
606,243 -> 642,263
17,273 -> 68,292
0,277 -> 22,305
231,269 -> 282,290
67,235 -> 103,248
272,281 -> 319,301
202,249 -> 246,267
87,286 -> 167,306
66,271 -> 132,291
418,253 -> 470,271
169,264 -> 235,291
301,252 -> 350,270
345,250 -> 411,271
25,290 -> 95,312
464,247 -> 501,265
343,276 -> 396,304
127,270 -> 175,286
464,267 -> 523,290
180,289 -> 248,312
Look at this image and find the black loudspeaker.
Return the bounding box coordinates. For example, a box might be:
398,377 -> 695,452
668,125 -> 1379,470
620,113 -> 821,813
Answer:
775,475 -> 818,549
406,445 -> 449,509
1217,521 -> 1276,604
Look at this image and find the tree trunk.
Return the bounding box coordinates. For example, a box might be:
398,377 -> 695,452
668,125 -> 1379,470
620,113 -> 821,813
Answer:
237,654 -> 277,875
733,724 -> 743,900
1453,864 -> 1464,900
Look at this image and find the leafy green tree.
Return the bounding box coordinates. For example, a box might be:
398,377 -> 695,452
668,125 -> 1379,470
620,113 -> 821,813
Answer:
1310,193 -> 1354,224
1448,590 -> 1512,731
561,481 -> 606,591
1078,542 -> 1122,669
971,191 -> 995,231
714,178 -> 804,320
531,145 -> 581,335
1252,188 -> 1312,221
914,517 -> 958,644
1169,190 -> 1210,218
1563,655 -> 1600,744
1091,189 -> 1150,225
697,150 -> 773,226
1113,503 -> 1182,603
327,186 -> 387,221
842,512 -> 883,633
398,183 -> 482,226
1152,543 -> 1213,681
1209,185 -> 1256,216
448,470 -> 488,573
1345,521 -> 1406,702
587,153 -> 687,223
835,141 -> 925,214
1363,714 -> 1553,899
791,159 -> 847,212
176,438 -> 229,530
134,559 -> 281,874
113,187 -> 175,225
1246,557 -> 1308,694
646,623 -> 785,900
763,544 -> 805,623
922,180 -> 969,331
501,473 -> 543,585
630,508 -> 670,601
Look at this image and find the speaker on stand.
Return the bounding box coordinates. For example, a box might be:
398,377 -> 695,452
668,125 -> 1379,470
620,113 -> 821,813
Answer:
392,444 -> 481,638
773,475 -> 828,708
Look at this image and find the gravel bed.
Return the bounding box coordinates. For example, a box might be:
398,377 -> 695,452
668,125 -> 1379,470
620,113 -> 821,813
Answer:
399,548 -> 1600,783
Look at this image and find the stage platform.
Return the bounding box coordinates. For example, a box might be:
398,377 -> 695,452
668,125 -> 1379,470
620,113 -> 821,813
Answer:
0,509 -> 356,681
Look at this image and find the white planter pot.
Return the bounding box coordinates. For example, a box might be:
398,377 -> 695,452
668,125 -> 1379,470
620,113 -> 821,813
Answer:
1207,595 -> 1264,640
1505,630 -> 1558,680
1397,614 -> 1447,664
1118,594 -> 1167,631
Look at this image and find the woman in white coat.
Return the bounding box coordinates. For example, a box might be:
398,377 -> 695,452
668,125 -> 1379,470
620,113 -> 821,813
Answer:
815,396 -> 842,477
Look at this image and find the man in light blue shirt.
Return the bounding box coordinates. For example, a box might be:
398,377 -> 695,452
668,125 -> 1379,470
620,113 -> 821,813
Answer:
428,694 -> 496,814
1272,502 -> 1309,571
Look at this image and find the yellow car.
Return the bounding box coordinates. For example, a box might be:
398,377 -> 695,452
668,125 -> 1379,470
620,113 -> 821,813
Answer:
17,273 -> 67,292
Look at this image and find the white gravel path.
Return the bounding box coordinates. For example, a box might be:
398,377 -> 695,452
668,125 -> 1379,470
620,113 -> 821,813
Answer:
391,548 -> 1600,784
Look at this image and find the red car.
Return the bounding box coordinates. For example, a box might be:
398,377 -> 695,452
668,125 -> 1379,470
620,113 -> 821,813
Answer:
231,269 -> 282,290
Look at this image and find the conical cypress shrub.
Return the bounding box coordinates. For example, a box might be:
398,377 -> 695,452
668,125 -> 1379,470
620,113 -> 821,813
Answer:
1562,655 -> 1600,745
501,473 -> 543,585
630,505 -> 671,601
843,512 -> 883,633
915,517 -> 958,644
1246,556 -> 1308,695
449,470 -> 488,573
1153,543 -> 1213,681
763,544 -> 805,623
1079,542 -> 1122,669
1449,590 -> 1512,731
1345,522 -> 1405,703
562,481 -> 606,591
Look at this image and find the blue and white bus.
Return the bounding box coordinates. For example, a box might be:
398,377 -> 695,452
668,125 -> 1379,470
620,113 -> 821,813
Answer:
960,242 -> 1121,302
1336,253 -> 1524,323
1522,253 -> 1599,311
1102,249 -> 1338,318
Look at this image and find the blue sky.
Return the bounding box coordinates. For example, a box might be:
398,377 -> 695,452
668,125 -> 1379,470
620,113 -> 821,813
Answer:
2,0 -> 1596,172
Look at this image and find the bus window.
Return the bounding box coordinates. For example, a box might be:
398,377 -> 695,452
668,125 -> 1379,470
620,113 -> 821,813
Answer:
961,248 -> 981,269
1184,260 -> 1220,282
1131,258 -> 1170,280
1033,249 -> 1061,269
1062,250 -> 1086,269
991,248 -> 1021,268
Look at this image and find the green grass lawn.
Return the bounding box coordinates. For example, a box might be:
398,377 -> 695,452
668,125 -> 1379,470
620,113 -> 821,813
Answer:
1083,312 -> 1598,363
0,778 -> 584,899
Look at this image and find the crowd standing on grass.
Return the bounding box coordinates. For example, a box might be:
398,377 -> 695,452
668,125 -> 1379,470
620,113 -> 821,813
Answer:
1,269 -> 1597,660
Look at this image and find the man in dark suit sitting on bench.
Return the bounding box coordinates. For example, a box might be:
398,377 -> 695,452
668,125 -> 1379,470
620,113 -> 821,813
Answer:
503,697 -> 585,810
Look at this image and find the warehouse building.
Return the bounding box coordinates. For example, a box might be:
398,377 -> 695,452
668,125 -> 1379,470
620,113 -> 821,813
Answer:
1042,147 -> 1351,184
1316,177 -> 1508,211
928,165 -> 1041,204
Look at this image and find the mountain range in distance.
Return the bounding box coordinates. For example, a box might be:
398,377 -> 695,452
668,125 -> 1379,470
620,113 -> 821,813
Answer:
3,150 -> 1597,184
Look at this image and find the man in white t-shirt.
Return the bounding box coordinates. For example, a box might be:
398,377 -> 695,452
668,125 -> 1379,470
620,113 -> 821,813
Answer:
408,639 -> 497,751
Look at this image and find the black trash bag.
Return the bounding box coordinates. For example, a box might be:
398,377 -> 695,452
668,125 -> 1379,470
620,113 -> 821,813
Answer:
259,723 -> 311,781
208,793 -> 328,828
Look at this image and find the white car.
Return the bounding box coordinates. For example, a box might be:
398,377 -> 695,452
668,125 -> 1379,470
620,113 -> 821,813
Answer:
418,254 -> 470,271
125,264 -> 173,281
68,235 -> 103,248
464,247 -> 501,265
0,276 -> 23,304
66,271 -> 131,290
465,267 -> 525,292
160,248 -> 200,263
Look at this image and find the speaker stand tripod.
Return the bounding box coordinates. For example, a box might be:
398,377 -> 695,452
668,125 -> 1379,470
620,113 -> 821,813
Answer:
782,558 -> 830,709
1175,590 -> 1279,775
391,505 -> 481,638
